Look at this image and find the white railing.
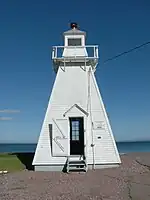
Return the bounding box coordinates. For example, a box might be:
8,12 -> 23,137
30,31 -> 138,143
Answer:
52,45 -> 99,60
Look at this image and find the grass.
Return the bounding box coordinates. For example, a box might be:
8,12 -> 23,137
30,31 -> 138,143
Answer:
0,153 -> 25,172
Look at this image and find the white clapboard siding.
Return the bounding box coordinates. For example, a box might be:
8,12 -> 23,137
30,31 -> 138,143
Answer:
86,71 -> 121,164
33,66 -> 88,165
63,47 -> 88,57
33,64 -> 121,167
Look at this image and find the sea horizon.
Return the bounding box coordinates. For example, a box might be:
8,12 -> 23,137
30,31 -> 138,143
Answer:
0,140 -> 150,144
0,141 -> 150,154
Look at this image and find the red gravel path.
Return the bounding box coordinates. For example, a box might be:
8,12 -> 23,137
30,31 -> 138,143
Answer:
0,153 -> 150,200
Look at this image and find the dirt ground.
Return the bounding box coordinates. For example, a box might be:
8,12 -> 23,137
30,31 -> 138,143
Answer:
0,152 -> 150,200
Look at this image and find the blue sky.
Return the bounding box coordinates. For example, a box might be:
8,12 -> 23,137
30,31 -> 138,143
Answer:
0,0 -> 150,143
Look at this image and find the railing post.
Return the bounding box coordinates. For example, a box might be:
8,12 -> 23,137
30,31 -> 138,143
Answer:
94,46 -> 96,58
52,47 -> 55,59
55,47 -> 57,58
96,46 -> 99,58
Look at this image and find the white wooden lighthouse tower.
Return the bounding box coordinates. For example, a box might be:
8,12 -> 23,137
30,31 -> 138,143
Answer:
32,23 -> 121,172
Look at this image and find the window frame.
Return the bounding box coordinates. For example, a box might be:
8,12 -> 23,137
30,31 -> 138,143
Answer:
67,38 -> 82,46
71,120 -> 80,141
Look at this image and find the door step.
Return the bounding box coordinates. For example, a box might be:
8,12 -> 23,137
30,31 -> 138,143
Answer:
66,155 -> 87,173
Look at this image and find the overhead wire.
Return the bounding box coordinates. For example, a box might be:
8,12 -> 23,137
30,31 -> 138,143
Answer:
103,41 -> 150,63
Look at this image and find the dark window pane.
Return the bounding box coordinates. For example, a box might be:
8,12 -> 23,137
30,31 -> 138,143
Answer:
76,135 -> 79,140
72,130 -> 76,136
72,126 -> 76,131
75,125 -> 79,130
72,126 -> 79,131
72,121 -> 76,126
72,135 -> 76,140
68,39 -> 82,46
75,130 -> 79,136
76,121 -> 79,125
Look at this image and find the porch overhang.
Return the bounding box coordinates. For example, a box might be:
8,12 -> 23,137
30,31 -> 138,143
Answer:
63,104 -> 89,117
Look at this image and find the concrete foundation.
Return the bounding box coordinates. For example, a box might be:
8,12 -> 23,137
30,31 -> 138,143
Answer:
34,164 -> 120,172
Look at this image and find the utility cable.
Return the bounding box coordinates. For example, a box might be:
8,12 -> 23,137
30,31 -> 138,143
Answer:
104,41 -> 150,63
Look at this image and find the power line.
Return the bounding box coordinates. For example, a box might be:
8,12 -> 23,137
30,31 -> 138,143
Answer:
104,41 -> 150,63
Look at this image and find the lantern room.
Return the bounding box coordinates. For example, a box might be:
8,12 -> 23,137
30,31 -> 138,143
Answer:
63,23 -> 86,46
52,23 -> 99,73
62,22 -> 88,57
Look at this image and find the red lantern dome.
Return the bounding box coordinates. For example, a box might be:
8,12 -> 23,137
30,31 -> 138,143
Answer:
70,22 -> 78,29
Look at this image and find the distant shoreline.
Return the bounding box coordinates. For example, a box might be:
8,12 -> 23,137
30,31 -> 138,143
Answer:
0,140 -> 150,144
0,142 -> 150,154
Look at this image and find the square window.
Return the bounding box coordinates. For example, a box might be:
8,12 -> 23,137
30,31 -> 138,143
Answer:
68,38 -> 82,46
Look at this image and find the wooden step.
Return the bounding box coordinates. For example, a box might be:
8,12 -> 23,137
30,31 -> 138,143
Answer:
66,155 -> 87,173
69,162 -> 85,166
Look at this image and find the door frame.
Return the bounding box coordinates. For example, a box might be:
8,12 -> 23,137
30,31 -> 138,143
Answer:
69,116 -> 85,155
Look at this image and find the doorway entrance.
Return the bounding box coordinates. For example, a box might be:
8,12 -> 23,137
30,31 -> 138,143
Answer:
69,117 -> 84,155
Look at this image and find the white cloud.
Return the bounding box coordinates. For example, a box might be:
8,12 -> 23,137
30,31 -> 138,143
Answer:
0,109 -> 20,113
0,117 -> 13,121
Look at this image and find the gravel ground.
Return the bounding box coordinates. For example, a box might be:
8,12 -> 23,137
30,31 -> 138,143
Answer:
0,153 -> 150,200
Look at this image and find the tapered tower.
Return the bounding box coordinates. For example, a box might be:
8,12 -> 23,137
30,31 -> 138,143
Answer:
32,23 -> 121,172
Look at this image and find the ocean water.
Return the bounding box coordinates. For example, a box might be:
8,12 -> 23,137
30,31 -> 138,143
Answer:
117,141 -> 150,153
0,141 -> 150,153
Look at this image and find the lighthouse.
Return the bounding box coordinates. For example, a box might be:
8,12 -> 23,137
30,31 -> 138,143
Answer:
32,23 -> 121,172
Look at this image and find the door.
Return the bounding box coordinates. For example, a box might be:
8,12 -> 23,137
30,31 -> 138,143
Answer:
69,117 -> 84,155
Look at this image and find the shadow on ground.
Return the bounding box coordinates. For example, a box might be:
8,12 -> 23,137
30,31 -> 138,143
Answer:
11,153 -> 35,170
